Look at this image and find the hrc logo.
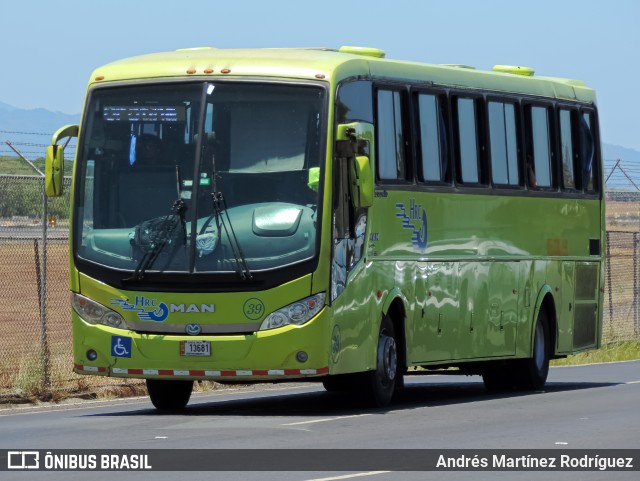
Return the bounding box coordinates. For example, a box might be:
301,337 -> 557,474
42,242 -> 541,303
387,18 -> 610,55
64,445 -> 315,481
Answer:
395,199 -> 428,251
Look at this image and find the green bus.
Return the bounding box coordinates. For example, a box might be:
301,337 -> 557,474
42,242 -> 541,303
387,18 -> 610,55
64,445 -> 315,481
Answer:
46,46 -> 604,409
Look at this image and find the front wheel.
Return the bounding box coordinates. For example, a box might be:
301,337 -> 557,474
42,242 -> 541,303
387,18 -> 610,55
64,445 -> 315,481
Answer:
361,316 -> 399,407
146,379 -> 193,410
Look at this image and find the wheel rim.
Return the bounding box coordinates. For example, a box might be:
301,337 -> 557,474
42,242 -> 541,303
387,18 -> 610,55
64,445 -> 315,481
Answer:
377,332 -> 397,385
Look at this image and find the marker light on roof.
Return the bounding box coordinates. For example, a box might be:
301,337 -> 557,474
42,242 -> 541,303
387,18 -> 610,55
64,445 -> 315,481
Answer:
221,69 -> 231,74
204,68 -> 214,74
186,68 -> 196,74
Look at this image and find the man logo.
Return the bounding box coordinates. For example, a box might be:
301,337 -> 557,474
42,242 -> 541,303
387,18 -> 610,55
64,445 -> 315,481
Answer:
185,323 -> 202,336
170,304 -> 215,313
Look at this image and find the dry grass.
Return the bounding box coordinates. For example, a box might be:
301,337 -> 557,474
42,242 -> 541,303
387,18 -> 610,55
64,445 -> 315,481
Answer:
0,241 -> 151,402
552,340 -> 640,366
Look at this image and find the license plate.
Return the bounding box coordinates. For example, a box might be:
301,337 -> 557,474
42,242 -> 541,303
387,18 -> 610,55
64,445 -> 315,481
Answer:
180,340 -> 211,357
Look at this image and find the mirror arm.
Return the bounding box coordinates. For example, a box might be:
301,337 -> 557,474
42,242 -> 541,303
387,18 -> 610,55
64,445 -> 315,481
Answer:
51,125 -> 79,146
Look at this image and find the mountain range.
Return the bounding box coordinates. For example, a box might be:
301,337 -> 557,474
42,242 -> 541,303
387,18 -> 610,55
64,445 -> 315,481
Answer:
0,101 -> 79,138
0,101 -> 79,160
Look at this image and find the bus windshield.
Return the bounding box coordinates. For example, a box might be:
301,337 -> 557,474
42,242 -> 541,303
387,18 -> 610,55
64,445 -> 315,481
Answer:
74,82 -> 325,277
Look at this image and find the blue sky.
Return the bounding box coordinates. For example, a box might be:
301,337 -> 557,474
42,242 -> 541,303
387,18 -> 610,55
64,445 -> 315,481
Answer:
0,0 -> 638,149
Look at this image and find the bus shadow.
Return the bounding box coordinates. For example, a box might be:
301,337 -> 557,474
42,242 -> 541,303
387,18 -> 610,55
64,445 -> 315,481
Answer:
84,378 -> 621,418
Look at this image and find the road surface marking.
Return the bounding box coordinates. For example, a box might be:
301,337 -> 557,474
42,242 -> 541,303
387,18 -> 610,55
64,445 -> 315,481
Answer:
303,471 -> 390,481
283,414 -> 373,426
626,380 -> 640,384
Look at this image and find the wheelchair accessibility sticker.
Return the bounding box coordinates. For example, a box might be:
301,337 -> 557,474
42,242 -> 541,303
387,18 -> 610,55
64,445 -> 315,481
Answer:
111,336 -> 132,358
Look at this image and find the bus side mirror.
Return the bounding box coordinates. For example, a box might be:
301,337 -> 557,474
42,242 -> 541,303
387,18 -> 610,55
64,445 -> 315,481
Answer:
45,124 -> 79,197
336,122 -> 374,209
350,155 -> 373,208
45,145 -> 64,197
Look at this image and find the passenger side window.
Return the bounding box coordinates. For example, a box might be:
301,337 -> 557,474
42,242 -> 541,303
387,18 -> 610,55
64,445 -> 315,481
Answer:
416,93 -> 448,183
580,111 -> 597,193
527,106 -> 552,188
488,101 -> 519,186
376,89 -> 408,181
559,109 -> 578,190
336,81 -> 373,124
455,97 -> 480,184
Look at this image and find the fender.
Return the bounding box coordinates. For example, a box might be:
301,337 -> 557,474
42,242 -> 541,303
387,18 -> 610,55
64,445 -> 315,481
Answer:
528,284 -> 556,357
381,287 -> 408,317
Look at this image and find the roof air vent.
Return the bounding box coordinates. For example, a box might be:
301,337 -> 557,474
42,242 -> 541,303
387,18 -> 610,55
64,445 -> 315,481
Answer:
338,46 -> 385,58
493,65 -> 535,77
175,47 -> 216,52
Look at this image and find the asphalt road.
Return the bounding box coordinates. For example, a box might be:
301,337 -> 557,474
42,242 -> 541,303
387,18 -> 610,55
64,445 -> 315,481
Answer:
1,361 -> 639,481
0,225 -> 68,240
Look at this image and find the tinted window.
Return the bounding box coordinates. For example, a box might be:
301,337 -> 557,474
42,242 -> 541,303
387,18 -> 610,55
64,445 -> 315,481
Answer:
336,81 -> 373,124
489,101 -> 519,185
560,109 -> 576,189
377,89 -> 407,181
580,112 -> 596,192
417,94 -> 446,182
528,106 -> 552,188
457,98 -> 479,183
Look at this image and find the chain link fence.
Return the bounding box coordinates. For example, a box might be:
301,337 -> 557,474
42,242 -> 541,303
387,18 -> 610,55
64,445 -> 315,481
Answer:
1,165 -> 639,399
0,174 -> 143,400
604,191 -> 640,342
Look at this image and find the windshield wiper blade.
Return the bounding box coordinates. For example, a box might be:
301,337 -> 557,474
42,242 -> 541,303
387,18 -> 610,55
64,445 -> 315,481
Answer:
126,198 -> 186,281
212,191 -> 252,280
203,117 -> 251,281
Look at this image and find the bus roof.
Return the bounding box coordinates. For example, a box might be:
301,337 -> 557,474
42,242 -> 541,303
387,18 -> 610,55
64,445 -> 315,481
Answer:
89,46 -> 596,104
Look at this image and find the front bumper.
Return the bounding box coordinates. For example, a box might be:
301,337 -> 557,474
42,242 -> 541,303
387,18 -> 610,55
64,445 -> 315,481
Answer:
72,308 -> 331,381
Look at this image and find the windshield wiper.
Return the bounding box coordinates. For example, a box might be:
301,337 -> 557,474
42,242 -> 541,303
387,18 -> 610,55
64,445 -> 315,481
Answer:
210,190 -> 252,280
204,128 -> 252,280
125,198 -> 186,281
125,168 -> 187,281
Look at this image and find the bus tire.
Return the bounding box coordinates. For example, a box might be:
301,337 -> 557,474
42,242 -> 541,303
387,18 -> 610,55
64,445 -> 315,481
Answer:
514,307 -> 550,390
146,379 -> 193,410
363,315 -> 398,407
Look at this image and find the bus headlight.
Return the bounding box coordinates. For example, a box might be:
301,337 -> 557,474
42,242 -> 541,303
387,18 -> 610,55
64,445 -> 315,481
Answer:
259,294 -> 325,331
72,293 -> 127,329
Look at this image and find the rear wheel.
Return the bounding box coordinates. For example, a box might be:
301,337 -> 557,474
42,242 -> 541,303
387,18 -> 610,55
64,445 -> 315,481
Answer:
146,379 -> 193,410
513,308 -> 550,390
361,315 -> 399,407
482,307 -> 550,392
